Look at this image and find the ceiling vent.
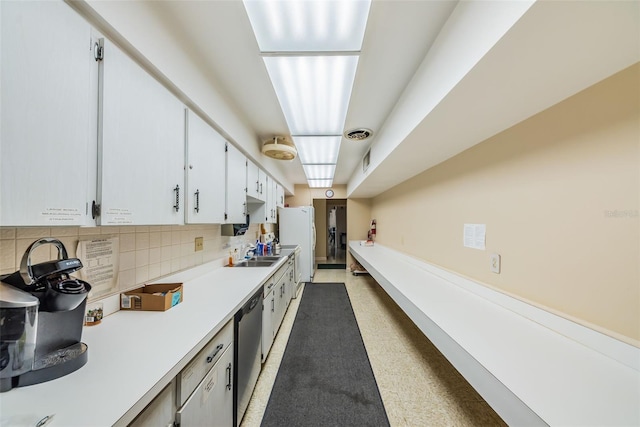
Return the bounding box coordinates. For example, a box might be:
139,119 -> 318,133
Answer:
344,128 -> 373,141
262,136 -> 297,160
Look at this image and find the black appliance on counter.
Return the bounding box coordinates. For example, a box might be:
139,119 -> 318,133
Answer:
0,238 -> 91,392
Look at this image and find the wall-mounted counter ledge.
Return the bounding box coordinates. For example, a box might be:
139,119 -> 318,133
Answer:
0,255 -> 291,427
349,241 -> 640,426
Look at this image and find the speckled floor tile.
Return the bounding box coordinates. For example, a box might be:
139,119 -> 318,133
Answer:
240,269 -> 505,427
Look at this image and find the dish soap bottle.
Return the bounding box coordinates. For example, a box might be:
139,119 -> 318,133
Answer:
228,250 -> 234,267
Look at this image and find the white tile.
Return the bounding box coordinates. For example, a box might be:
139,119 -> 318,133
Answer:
17,227 -> 50,239
149,232 -> 162,248
119,233 -> 136,252
149,247 -> 162,264
161,261 -> 172,276
161,246 -> 172,262
119,226 -> 136,234
0,240 -> 16,273
135,266 -> 149,285
171,230 -> 181,245
161,231 -> 172,247
148,263 -> 161,281
78,227 -> 100,237
0,228 -> 16,240
136,232 -> 150,250
119,252 -> 136,272
118,269 -> 136,290
135,249 -> 149,268
51,227 -> 80,237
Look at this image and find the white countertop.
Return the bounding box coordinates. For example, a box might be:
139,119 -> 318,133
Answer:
0,253 -> 292,427
350,241 -> 640,426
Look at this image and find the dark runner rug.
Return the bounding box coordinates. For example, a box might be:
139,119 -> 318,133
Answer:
317,263 -> 347,269
260,282 -> 390,427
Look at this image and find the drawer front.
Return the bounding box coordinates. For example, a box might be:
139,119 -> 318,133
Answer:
177,320 -> 233,406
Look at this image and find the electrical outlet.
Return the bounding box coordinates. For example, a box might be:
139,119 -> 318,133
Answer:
490,253 -> 501,274
195,237 -> 204,252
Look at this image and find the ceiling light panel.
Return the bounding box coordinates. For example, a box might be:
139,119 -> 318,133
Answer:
243,0 -> 371,52
303,164 -> 336,180
293,136 -> 341,164
307,179 -> 334,188
264,55 -> 358,135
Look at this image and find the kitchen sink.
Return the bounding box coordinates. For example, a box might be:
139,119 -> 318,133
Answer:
233,260 -> 278,268
248,256 -> 282,261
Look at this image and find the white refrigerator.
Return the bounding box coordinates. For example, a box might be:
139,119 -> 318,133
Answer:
278,206 -> 315,282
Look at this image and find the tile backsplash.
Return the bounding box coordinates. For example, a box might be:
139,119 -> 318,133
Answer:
0,224 -> 259,302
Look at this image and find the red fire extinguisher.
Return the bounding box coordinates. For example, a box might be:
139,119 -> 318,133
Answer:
370,219 -> 377,241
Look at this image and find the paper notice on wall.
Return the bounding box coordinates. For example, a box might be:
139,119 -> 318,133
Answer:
464,224 -> 486,250
76,237 -> 119,297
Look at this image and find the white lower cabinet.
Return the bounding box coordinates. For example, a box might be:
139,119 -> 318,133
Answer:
129,380 -> 176,427
261,261 -> 293,362
175,321 -> 234,427
261,282 -> 275,362
176,345 -> 234,427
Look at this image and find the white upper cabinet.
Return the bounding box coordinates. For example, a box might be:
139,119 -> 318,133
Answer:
185,110 -> 226,224
266,176 -> 277,223
0,1 -> 96,226
225,144 -> 247,223
98,38 -> 185,225
276,184 -> 285,208
246,160 -> 266,202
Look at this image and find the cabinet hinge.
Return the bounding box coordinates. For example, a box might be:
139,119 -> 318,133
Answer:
224,213 -> 228,220
93,43 -> 104,61
225,143 -> 228,153
91,201 -> 101,219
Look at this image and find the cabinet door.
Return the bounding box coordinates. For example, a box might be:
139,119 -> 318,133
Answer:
99,38 -> 185,225
185,110 -> 226,224
225,144 -> 247,223
176,345 -> 234,427
276,185 -> 285,208
265,176 -> 277,224
0,1 -> 95,226
129,380 -> 176,427
246,160 -> 265,202
261,287 -> 275,362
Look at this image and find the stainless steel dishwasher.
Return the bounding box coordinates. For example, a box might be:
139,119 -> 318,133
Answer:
234,288 -> 263,427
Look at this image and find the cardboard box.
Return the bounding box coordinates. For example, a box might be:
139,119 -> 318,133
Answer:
120,283 -> 183,311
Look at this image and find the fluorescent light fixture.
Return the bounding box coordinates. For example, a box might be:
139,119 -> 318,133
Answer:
243,0 -> 371,52
307,179 -> 333,188
263,55 -> 358,135
303,164 -> 336,180
293,136 -> 341,164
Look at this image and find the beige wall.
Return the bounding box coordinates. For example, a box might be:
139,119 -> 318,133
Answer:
370,64 -> 639,344
346,198 -> 372,268
285,184 -> 347,207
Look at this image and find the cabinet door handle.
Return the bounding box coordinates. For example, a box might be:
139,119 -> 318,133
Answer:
173,185 -> 180,212
194,189 -> 200,213
226,362 -> 232,391
260,182 -> 263,194
206,343 -> 224,363
256,181 -> 259,193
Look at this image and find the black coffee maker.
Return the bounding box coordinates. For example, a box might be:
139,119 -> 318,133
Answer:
0,238 -> 91,392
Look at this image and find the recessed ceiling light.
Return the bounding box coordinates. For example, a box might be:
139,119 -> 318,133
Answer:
307,179 -> 333,188
293,136 -> 341,164
302,164 -> 336,180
